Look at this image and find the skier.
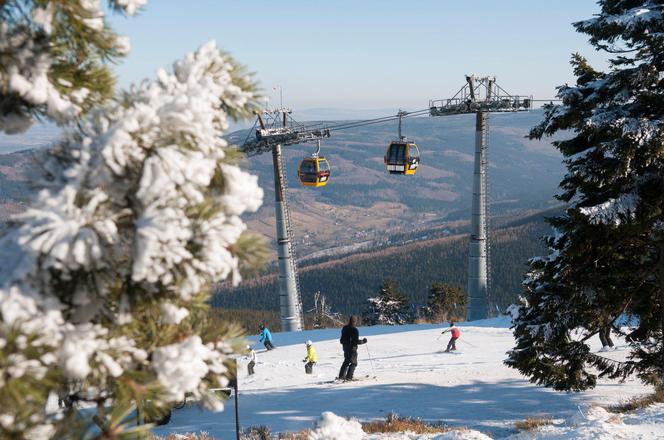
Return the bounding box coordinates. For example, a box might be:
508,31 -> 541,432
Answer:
337,316 -> 367,381
303,340 -> 317,374
259,324 -> 275,350
598,323 -> 615,351
246,345 -> 256,375
441,321 -> 461,352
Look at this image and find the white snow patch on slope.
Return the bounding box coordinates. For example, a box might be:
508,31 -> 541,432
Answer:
153,320 -> 662,439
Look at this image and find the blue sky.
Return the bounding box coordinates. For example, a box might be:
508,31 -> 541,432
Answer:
108,1 -> 607,112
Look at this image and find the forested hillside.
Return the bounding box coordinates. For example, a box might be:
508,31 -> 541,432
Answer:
213,209 -> 555,319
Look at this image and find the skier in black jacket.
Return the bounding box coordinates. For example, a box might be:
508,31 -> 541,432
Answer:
337,316 -> 367,381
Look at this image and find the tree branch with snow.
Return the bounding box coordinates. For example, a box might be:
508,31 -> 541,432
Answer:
0,38 -> 264,439
0,0 -> 148,134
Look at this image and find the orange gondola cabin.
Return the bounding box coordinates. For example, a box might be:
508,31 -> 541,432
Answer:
298,156 -> 331,187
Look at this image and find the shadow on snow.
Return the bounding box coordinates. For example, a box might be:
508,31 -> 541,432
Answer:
156,378 -> 587,438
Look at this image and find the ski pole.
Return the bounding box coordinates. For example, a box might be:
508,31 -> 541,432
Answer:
460,339 -> 477,348
364,344 -> 377,377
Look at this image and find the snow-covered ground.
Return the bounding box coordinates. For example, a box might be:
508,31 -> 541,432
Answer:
153,317 -> 663,439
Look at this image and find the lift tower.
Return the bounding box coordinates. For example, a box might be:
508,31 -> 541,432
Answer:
242,109 -> 330,331
240,77 -> 530,327
430,76 -> 531,320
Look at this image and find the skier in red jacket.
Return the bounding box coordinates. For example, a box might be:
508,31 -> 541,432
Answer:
442,322 -> 461,352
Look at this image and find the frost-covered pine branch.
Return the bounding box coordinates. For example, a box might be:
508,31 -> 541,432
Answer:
0,0 -> 148,134
0,39 -> 263,439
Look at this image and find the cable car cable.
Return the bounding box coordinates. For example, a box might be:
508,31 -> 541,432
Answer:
297,108 -> 431,134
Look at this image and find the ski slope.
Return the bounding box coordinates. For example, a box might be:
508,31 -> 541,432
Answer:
153,318 -> 662,439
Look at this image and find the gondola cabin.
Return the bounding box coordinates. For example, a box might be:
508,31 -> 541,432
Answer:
384,141 -> 420,175
298,157 -> 330,187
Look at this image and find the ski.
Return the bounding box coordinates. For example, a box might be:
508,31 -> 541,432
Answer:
320,374 -> 373,385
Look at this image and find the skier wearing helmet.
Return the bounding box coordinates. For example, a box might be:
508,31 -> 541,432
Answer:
303,340 -> 317,374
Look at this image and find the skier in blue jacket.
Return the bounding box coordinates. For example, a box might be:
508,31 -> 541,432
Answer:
259,324 -> 275,350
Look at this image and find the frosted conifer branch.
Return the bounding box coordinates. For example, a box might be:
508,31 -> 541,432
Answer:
0,1 -> 150,134
0,39 -> 261,437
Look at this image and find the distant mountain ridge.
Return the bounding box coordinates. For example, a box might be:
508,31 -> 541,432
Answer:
0,109 -> 565,257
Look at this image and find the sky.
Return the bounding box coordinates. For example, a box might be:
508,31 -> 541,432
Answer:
0,1 -> 610,153
108,1 -> 609,113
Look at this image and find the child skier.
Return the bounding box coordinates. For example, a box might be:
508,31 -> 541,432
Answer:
246,345 -> 256,376
303,340 -> 317,374
442,322 -> 461,352
259,324 -> 275,350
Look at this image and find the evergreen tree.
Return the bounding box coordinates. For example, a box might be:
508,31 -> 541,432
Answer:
0,1 -> 149,134
362,280 -> 412,325
0,38 -> 263,439
507,0 -> 664,392
421,283 -> 466,322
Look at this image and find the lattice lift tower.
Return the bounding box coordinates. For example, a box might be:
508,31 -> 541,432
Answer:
429,75 -> 531,320
241,76 -> 531,329
242,110 -> 330,331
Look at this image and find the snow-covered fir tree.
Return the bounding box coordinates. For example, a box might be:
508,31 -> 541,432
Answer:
0,21 -> 264,440
0,0 -> 149,134
507,0 -> 664,392
362,280 -> 412,326
420,283 -> 466,322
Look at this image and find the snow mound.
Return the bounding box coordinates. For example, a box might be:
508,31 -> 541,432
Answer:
309,411 -> 364,440
308,412 -> 492,440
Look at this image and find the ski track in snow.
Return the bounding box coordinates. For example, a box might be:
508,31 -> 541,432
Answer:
153,317 -> 660,439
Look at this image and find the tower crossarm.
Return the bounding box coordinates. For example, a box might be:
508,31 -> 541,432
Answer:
243,129 -> 331,156
240,109 -> 331,156
429,75 -> 532,117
